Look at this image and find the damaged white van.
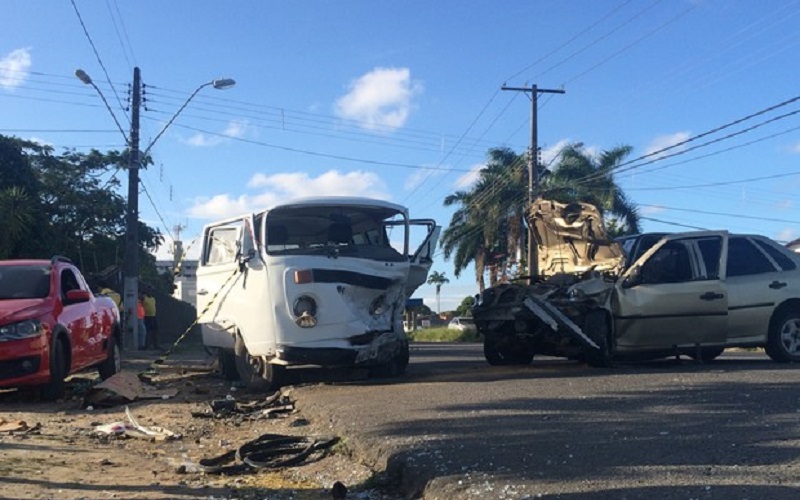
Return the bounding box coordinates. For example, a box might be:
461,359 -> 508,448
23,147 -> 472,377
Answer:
197,197 -> 439,389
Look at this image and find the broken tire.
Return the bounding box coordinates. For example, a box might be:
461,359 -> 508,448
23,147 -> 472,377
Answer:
369,340 -> 409,378
97,335 -> 121,380
766,310 -> 800,362
42,338 -> 67,401
484,335 -> 526,366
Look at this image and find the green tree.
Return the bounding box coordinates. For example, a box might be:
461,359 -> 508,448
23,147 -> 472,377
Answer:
426,270 -> 450,314
541,142 -> 640,234
455,295 -> 476,317
0,134 -> 166,290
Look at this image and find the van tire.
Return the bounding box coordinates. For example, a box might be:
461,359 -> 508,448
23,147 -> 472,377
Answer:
218,348 -> 240,381
234,334 -> 283,390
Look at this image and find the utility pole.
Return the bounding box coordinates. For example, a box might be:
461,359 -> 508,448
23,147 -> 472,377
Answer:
501,84 -> 565,283
122,66 -> 141,351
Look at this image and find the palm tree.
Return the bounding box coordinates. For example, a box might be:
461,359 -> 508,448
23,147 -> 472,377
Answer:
541,143 -> 640,235
426,271 -> 450,314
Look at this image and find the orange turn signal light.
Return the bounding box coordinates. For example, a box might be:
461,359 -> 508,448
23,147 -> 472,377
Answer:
294,269 -> 314,284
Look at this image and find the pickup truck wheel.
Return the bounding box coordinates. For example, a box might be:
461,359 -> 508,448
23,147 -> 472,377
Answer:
98,336 -> 121,380
766,310 -> 800,362
42,338 -> 67,401
234,335 -> 284,390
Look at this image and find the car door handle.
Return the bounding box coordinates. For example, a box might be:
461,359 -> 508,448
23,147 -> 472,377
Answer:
769,281 -> 787,289
700,292 -> 724,301
197,289 -> 209,295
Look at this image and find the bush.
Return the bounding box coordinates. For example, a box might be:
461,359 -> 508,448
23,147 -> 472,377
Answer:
407,327 -> 481,343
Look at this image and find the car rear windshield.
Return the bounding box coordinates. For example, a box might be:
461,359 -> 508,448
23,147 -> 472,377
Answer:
0,265 -> 51,299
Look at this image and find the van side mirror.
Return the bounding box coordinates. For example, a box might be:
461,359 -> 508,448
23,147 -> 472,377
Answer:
237,248 -> 257,272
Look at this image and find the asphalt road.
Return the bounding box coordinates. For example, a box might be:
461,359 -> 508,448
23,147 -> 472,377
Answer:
292,344 -> 800,500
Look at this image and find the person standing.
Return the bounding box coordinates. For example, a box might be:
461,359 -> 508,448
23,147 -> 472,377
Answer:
137,293 -> 147,350
143,290 -> 159,350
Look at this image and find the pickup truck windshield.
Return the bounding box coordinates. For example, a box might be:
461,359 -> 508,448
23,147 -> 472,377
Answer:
0,265 -> 51,299
264,204 -> 407,262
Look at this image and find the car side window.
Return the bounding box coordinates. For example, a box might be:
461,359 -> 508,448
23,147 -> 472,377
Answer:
696,237 -> 722,280
727,237 -> 777,277
752,239 -> 797,271
60,269 -> 81,298
640,241 -> 692,284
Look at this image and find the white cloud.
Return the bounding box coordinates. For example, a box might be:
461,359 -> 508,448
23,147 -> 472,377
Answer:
184,120 -> 248,147
541,139 -> 571,167
640,205 -> 666,215
335,67 -> 422,132
189,170 -> 389,220
790,142 -> 800,154
644,132 -> 691,158
777,228 -> 796,243
453,163 -> 483,189
0,48 -> 32,89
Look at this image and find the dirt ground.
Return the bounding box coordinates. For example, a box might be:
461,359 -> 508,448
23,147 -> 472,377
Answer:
0,346 -> 402,500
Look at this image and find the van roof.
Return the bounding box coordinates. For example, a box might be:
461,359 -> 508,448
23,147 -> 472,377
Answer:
268,196 -> 407,214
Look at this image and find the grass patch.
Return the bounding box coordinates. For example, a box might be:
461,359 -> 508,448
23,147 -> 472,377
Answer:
407,327 -> 480,343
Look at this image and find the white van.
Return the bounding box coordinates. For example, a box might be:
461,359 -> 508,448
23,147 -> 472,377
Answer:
197,197 -> 439,389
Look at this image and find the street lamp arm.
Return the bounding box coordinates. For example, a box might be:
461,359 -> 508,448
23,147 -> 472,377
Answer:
75,69 -> 129,145
142,78 -> 235,158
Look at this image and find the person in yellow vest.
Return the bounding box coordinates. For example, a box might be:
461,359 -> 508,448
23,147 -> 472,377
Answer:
142,289 -> 159,350
97,281 -> 121,309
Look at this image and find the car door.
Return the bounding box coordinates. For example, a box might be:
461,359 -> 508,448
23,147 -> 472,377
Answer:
725,236 -> 791,342
613,232 -> 728,350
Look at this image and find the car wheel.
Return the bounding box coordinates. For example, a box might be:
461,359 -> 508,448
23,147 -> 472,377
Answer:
684,346 -> 725,363
583,310 -> 614,368
42,338 -> 68,401
234,334 -> 284,390
766,310 -> 800,362
484,335 -> 518,366
98,336 -> 121,380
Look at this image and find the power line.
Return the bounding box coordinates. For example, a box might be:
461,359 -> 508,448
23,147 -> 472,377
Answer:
69,0 -> 129,123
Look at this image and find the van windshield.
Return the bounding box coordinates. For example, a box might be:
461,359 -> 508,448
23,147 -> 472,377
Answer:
264,204 -> 407,262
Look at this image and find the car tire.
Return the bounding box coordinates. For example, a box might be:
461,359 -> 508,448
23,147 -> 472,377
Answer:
234,334 -> 284,390
42,338 -> 68,401
583,310 -> 614,368
766,310 -> 800,362
98,335 -> 121,380
484,335 -> 519,366
684,346 -> 725,363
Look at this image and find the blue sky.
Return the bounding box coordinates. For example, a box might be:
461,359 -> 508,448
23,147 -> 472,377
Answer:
3,0 -> 800,311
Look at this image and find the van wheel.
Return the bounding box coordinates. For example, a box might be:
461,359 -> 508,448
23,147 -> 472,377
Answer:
484,335 -> 516,365
218,348 -> 240,381
42,338 -> 68,401
234,335 -> 284,390
98,336 -> 121,380
766,310 -> 800,362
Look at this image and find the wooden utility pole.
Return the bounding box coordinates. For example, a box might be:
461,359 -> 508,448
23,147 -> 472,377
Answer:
500,84 -> 565,283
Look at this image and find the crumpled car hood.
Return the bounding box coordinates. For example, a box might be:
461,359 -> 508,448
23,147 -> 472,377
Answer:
530,198 -> 624,277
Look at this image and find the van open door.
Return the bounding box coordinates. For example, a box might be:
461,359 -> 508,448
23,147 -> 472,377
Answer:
406,219 -> 441,298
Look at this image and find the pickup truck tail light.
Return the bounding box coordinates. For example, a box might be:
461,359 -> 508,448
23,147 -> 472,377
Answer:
0,319 -> 44,342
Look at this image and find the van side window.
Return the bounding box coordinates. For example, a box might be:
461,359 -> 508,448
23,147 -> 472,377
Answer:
205,226 -> 239,265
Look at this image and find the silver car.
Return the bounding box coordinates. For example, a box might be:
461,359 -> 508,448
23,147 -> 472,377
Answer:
473,199 -> 800,366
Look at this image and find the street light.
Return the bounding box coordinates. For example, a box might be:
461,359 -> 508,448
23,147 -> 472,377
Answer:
76,67 -> 235,351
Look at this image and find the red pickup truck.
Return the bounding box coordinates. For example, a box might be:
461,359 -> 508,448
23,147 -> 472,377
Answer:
0,256 -> 121,399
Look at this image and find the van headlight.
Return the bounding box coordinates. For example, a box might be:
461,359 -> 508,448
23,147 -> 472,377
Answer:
0,319 -> 44,342
293,296 -> 318,328
370,295 -> 387,317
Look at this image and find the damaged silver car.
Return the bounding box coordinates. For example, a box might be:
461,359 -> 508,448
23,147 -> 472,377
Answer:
472,198 -> 800,367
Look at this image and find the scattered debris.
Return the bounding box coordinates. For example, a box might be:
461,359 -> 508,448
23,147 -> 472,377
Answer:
192,391 -> 294,420
93,406 -> 181,441
0,418 -> 40,433
197,433 -> 339,475
83,371 -> 179,408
